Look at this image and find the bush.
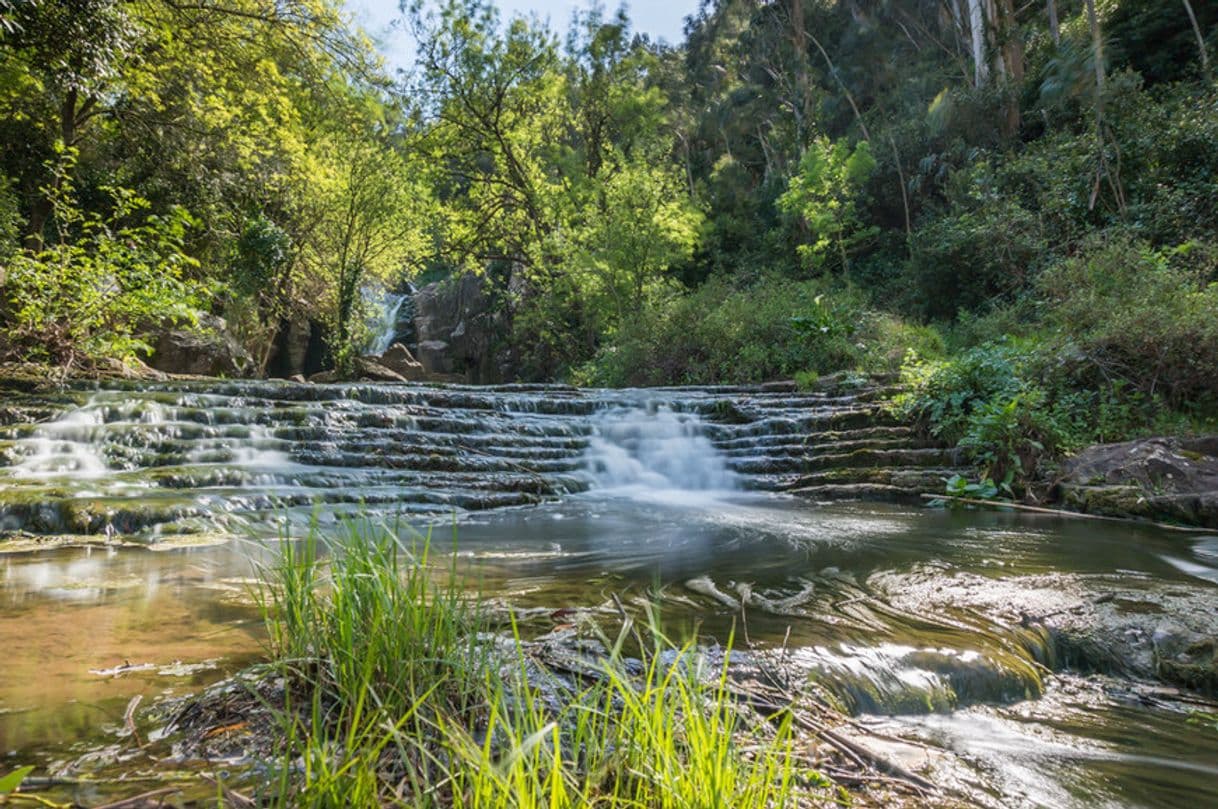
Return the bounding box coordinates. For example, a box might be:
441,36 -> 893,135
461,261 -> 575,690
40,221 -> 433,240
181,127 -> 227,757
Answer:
893,341 -> 1030,443
2,153 -> 203,367
1036,236 -> 1218,408
893,340 -> 1080,486
903,190 -> 1047,320
576,277 -> 868,386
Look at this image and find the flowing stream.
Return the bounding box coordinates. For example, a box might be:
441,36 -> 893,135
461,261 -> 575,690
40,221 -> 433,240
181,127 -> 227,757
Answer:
1,380 -> 1216,807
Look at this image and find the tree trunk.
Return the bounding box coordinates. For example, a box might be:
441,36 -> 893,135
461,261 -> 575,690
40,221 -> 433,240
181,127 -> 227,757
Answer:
1047,0 -> 1060,46
1181,0 -> 1210,78
968,0 -> 988,86
1086,0 -> 1105,127
889,136 -> 912,241
998,0 -> 1024,133
1085,0 -> 1125,214
985,0 -> 1006,81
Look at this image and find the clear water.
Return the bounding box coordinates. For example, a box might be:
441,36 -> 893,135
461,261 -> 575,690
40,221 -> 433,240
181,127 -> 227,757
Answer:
1,381 -> 1216,807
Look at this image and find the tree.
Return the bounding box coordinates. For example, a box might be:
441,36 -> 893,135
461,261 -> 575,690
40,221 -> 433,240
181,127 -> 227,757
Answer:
299,124 -> 427,368
778,138 -> 877,273
2,149 -> 202,367
564,153 -> 702,327
407,0 -> 565,271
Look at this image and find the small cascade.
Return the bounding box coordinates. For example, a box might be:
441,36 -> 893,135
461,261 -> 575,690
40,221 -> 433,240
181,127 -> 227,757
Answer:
0,378 -> 964,539
10,397 -> 122,479
583,405 -> 736,491
364,288 -> 409,355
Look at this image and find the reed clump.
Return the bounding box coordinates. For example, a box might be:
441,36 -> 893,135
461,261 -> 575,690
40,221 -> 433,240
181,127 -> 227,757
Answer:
252,523 -> 830,808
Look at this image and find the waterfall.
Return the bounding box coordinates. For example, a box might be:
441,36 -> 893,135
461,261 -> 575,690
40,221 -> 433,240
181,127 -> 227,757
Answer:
10,405 -> 110,479
364,288 -> 408,355
583,405 -> 737,492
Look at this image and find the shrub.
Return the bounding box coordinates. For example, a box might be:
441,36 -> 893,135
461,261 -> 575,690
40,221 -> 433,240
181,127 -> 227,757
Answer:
1036,236 -> 1218,408
2,152 -> 203,368
900,161 -> 1049,320
893,340 -> 1078,487
893,341 -> 1030,443
576,276 -> 869,386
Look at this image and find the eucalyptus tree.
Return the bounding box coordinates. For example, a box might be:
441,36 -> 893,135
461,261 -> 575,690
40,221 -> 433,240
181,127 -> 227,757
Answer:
405,0 -> 565,272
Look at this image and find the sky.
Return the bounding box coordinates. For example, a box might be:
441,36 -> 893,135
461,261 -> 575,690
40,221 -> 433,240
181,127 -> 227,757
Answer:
345,0 -> 699,72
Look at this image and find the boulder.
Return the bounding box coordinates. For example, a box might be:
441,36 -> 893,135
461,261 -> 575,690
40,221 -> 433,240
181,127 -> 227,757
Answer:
1057,437 -> 1218,528
147,314 -> 254,378
308,356 -> 410,384
376,343 -> 425,381
411,272 -> 513,382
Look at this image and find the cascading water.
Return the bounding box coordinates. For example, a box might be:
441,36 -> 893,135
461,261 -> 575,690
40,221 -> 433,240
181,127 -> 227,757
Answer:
363,287 -> 409,355
2,378 -> 1217,808
583,405 -> 737,491
10,406 -> 110,479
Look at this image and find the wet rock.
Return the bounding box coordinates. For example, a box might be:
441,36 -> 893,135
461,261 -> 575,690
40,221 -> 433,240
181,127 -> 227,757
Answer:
875,567 -> 1218,694
146,314 -> 254,378
309,357 -> 410,384
1153,621 -> 1218,691
1058,437 -> 1218,527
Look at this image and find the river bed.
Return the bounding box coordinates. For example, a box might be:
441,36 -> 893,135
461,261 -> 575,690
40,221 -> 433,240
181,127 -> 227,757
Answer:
1,380 -> 1216,807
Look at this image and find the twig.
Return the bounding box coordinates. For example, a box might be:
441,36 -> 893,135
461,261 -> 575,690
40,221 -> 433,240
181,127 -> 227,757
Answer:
91,788 -> 180,809
198,775 -> 256,808
123,695 -> 144,749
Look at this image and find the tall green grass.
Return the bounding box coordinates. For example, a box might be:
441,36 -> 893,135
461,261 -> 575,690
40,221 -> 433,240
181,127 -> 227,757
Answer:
253,522 -> 820,808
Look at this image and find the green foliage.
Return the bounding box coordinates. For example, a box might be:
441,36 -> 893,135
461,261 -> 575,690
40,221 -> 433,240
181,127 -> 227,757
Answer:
943,474 -> 1003,501
1,0 -> 1216,392
0,765 -> 34,795
894,342 -> 1030,444
3,151 -> 202,367
778,138 -> 878,272
257,524 -> 816,808
956,390 -> 1055,486
577,278 -> 868,386
0,172 -> 18,262
902,189 -> 1047,320
894,341 -> 1075,486
1037,236 -> 1218,407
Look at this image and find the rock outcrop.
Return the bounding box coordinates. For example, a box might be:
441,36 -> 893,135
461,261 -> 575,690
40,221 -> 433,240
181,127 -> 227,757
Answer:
309,356 -> 413,384
1057,437 -> 1218,528
147,314 -> 254,378
266,313 -> 328,379
412,273 -> 512,382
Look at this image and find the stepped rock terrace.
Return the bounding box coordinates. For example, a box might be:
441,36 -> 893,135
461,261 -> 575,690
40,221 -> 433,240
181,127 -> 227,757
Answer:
0,378 -> 962,541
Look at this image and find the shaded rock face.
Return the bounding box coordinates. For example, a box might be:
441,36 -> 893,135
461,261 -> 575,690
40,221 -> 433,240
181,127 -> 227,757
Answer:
412,273 -> 511,383
1058,437 -> 1218,527
265,314 -> 327,378
147,314 -> 254,378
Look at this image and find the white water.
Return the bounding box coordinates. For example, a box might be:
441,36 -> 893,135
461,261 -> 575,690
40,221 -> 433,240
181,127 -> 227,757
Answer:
365,289 -> 408,355
583,405 -> 737,493
11,408 -> 109,479
9,395 -> 292,484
